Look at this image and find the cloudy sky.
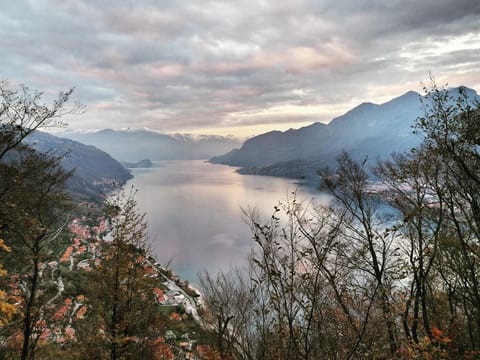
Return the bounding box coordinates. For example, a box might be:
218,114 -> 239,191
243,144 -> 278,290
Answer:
1,0 -> 479,137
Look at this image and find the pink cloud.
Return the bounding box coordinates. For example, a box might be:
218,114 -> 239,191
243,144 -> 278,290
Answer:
145,64 -> 185,78
277,43 -> 356,74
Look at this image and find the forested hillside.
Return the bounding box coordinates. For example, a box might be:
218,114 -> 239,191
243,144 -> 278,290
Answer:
26,131 -> 133,201
0,82 -> 219,359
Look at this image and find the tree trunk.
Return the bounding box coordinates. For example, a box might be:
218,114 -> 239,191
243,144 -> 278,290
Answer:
21,239 -> 41,360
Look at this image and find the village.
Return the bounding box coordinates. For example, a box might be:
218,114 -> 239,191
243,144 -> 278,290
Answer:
6,214 -> 213,359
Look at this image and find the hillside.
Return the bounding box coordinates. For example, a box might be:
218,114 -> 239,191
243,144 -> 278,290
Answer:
1,128 -> 215,358
211,86 -> 480,182
60,129 -> 243,162
26,131 -> 132,200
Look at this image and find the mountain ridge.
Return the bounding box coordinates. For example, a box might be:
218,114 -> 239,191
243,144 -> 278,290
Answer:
59,129 -> 243,162
26,131 -> 132,201
211,87 -> 479,182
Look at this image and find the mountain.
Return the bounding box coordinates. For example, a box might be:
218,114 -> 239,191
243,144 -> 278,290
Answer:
26,131 -> 132,201
211,87 -> 480,182
59,129 -> 242,162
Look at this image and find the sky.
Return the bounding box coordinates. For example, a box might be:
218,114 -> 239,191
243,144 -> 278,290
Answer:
1,0 -> 479,137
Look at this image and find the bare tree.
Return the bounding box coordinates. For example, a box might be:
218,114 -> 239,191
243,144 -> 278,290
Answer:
321,152 -> 401,356
0,80 -> 81,161
375,151 -> 446,343
199,267 -> 257,359
413,81 -> 480,350
199,80 -> 480,358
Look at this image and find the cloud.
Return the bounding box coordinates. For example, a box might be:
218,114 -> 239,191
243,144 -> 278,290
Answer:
1,0 -> 479,135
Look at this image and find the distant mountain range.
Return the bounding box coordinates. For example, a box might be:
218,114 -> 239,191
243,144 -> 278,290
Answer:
21,129 -> 240,201
211,86 -> 480,183
59,129 -> 243,162
24,86 -> 478,200
26,132 -> 132,201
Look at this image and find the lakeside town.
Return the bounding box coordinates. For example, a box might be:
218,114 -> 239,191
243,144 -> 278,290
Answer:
6,212 -> 215,359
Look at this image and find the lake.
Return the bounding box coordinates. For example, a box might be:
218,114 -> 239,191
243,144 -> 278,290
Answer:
126,160 -> 329,283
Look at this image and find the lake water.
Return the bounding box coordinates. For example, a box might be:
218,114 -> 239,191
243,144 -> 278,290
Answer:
126,160 -> 329,283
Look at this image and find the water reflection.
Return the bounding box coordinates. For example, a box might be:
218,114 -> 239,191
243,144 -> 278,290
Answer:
127,160 -> 328,283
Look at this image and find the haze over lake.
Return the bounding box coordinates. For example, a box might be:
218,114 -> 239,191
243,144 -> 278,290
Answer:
127,160 -> 329,283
